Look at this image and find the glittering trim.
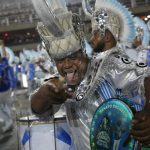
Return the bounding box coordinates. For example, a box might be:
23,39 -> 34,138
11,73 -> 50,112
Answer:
91,0 -> 136,42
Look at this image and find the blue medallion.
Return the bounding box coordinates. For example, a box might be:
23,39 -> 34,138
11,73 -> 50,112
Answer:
90,99 -> 136,150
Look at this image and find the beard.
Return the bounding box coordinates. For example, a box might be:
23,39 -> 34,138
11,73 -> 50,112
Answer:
93,41 -> 105,53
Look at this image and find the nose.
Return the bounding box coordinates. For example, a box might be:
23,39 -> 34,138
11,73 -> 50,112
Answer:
63,58 -> 72,69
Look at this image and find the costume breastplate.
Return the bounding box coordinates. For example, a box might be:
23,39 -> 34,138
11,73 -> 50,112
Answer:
66,46 -> 150,150
74,46 -> 150,131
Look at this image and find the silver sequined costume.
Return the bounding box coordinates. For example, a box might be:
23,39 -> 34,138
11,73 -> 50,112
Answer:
65,44 -> 150,149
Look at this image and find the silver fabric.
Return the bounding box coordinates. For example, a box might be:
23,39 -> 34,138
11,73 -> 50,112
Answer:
125,45 -> 149,63
37,23 -> 81,59
31,0 -> 65,37
82,0 -> 136,42
92,9 -> 120,39
65,44 -> 150,149
32,0 -> 83,59
82,0 -> 93,19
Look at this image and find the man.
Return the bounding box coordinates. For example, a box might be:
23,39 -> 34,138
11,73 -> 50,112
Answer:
31,23 -> 90,150
88,30 -> 150,148
77,0 -> 150,148
30,0 -> 89,114
31,0 -> 150,149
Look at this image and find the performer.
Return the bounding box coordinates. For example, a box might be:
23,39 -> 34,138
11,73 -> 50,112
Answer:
76,0 -> 150,149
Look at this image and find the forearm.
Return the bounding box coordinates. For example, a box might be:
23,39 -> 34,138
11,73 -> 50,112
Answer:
30,89 -> 63,121
30,88 -> 52,114
30,78 -> 70,118
130,76 -> 150,145
144,103 -> 150,114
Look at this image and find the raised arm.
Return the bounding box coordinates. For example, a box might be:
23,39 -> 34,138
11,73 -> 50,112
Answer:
31,77 -> 72,115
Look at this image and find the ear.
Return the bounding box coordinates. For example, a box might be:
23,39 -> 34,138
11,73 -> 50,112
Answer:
104,30 -> 112,42
95,31 -> 100,39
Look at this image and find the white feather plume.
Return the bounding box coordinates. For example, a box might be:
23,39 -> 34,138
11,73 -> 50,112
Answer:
95,0 -> 136,42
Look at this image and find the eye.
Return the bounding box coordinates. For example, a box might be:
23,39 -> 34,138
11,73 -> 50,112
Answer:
68,53 -> 78,60
69,55 -> 76,59
55,58 -> 64,64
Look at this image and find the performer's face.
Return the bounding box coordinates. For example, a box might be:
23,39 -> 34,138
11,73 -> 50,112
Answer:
55,50 -> 89,86
90,30 -> 105,53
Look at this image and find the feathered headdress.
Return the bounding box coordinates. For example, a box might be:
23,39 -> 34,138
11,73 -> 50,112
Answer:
32,0 -> 83,59
134,17 -> 150,46
82,0 -> 136,43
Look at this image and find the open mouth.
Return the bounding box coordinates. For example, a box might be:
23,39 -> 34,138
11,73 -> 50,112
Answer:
65,71 -> 78,85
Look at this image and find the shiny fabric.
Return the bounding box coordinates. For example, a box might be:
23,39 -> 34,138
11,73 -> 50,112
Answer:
65,44 -> 150,150
32,0 -> 83,59
0,57 -> 10,92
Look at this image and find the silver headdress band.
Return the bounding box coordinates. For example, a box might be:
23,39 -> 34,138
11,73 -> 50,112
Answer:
82,0 -> 136,43
92,9 -> 120,39
37,23 -> 82,59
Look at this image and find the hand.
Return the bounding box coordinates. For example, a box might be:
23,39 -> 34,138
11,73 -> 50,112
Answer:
44,77 -> 72,104
130,111 -> 150,146
31,77 -> 72,114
